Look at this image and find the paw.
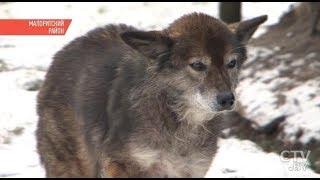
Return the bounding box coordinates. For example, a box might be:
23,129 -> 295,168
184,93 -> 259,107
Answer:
103,161 -> 129,178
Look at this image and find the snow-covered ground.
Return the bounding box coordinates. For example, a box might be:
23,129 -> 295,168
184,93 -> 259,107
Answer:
207,138 -> 319,178
0,70 -> 45,177
238,46 -> 320,144
1,2 -> 319,178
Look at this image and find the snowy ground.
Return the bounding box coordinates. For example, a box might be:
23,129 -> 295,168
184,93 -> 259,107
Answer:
1,2 -> 319,178
238,47 -> 320,144
207,138 -> 319,178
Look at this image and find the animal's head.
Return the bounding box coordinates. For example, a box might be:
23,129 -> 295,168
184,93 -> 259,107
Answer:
121,13 -> 267,119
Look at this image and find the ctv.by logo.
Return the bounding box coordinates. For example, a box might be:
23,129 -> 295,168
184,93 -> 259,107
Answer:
280,150 -> 311,172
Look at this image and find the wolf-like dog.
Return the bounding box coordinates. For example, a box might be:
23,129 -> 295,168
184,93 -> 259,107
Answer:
36,12 -> 267,177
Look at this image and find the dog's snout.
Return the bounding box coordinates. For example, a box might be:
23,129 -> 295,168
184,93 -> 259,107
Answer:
216,92 -> 235,110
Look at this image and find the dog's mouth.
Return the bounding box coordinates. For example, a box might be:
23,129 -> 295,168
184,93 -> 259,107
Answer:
193,103 -> 235,115
185,89 -> 237,115
215,105 -> 235,112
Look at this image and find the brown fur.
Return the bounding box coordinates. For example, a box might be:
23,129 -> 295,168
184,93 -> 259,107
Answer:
36,13 -> 267,177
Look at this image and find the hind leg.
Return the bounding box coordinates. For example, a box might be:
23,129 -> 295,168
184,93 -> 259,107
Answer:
36,107 -> 97,177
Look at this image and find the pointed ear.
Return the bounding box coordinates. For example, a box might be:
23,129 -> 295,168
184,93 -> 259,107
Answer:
120,31 -> 173,59
229,15 -> 268,44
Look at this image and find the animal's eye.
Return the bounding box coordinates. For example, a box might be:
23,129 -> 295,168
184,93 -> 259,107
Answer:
227,59 -> 237,69
190,62 -> 207,71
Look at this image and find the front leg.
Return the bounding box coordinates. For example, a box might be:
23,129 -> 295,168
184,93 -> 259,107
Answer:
100,159 -> 171,177
101,161 -> 129,178
100,159 -> 150,178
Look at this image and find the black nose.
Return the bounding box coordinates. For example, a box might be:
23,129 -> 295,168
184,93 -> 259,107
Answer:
216,92 -> 235,110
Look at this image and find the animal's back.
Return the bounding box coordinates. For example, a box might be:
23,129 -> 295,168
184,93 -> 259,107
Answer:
36,24 -> 137,177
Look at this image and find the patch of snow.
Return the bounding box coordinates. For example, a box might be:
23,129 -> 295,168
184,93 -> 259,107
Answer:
286,32 -> 294,38
0,70 -> 44,136
0,125 -> 45,178
206,138 -> 319,178
282,80 -> 320,143
246,46 -> 275,64
237,79 -> 280,126
306,52 -> 317,59
290,58 -> 305,67
238,45 -> 320,144
0,69 -> 45,177
277,53 -> 293,59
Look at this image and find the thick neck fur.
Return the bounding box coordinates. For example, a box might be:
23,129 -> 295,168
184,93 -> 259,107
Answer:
125,67 -> 222,177
129,72 -> 218,135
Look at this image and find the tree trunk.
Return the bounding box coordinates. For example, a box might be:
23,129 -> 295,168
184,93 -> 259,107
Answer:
219,2 -> 242,23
